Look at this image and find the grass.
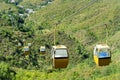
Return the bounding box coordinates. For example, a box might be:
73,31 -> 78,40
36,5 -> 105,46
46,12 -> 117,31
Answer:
0,1 -> 17,11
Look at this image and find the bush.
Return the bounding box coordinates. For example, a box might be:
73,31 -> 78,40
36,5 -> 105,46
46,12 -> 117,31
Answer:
0,62 -> 16,80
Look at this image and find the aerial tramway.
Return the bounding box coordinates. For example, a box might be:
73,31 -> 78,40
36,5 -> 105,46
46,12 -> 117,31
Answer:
51,23 -> 69,69
15,0 -> 98,68
39,46 -> 46,55
50,0 -> 97,68
93,24 -> 111,66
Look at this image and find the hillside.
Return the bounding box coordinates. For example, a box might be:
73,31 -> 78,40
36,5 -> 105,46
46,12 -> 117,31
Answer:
0,0 -> 120,80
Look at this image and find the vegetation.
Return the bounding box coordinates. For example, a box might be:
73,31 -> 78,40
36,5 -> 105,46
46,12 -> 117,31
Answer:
0,0 -> 120,80
0,61 -> 16,80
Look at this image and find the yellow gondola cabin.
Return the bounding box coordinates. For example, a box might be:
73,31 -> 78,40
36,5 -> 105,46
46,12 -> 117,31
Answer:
93,44 -> 111,66
23,46 -> 30,55
18,43 -> 22,48
51,45 -> 69,68
40,46 -> 46,54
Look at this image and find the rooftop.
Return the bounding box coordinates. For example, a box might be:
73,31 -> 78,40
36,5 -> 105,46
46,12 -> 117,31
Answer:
52,45 -> 67,49
95,44 -> 110,49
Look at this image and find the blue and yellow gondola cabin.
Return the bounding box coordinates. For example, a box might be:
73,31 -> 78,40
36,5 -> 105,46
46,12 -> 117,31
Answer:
93,44 -> 111,66
51,45 -> 69,68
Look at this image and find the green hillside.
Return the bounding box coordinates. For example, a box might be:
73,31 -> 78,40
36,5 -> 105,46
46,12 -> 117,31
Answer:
0,0 -> 120,80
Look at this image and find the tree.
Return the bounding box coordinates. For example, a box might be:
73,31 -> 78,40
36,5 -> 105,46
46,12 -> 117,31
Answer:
0,62 -> 16,80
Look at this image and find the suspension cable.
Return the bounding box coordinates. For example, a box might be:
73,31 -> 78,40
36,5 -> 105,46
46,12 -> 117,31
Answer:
61,0 -> 98,23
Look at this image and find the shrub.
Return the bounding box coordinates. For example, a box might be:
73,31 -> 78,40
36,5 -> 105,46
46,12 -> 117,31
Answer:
0,62 -> 16,80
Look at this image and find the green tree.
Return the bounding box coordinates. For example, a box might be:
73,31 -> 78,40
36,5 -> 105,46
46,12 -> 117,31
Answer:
0,62 -> 16,80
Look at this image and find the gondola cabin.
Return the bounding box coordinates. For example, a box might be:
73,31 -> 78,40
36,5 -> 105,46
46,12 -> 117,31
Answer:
22,39 -> 26,45
51,45 -> 69,68
93,44 -> 111,66
23,46 -> 30,55
40,46 -> 46,55
18,43 -> 22,48
28,43 -> 32,47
